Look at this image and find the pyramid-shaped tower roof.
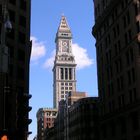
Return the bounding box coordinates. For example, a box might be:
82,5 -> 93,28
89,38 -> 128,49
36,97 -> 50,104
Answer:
55,15 -> 72,42
57,15 -> 71,33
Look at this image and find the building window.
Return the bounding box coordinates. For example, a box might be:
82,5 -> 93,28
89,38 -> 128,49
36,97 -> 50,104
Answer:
118,94 -> 125,108
7,43 -> 14,58
17,67 -> 24,80
61,95 -> 64,98
69,83 -> 72,86
19,15 -> 26,28
123,10 -> 130,28
65,68 -> 68,80
124,32 -> 128,45
113,27 -> 117,38
131,111 -> 139,131
115,58 -> 122,73
18,49 -> 25,62
61,83 -> 64,86
9,64 -> 13,76
129,88 -> 137,103
108,83 -> 114,96
65,83 -> 68,86
101,124 -> 107,138
127,68 -> 135,85
106,50 -> 111,63
108,34 -> 111,44
128,29 -> 132,41
97,4 -> 100,16
65,87 -> 68,90
123,16 -> 127,28
119,117 -> 126,134
9,10 -> 15,22
0,5 -> 2,21
136,21 -> 140,33
117,76 -> 123,91
18,32 -> 26,44
126,48 -> 134,65
61,68 -> 64,79
134,2 -> 139,16
138,43 -> 140,55
109,100 -> 115,112
110,121 -> 116,136
126,11 -> 130,25
115,40 -> 121,55
102,0 -> 105,9
69,68 -> 72,80
117,24 -> 120,35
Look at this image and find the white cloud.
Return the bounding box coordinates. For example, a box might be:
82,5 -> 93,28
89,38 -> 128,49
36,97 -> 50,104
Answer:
43,50 -> 55,69
30,36 -> 46,62
72,43 -> 94,69
43,43 -> 93,70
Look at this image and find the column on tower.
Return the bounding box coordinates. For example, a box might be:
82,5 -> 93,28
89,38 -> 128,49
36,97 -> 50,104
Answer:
63,68 -> 65,80
68,68 -> 69,80
72,68 -> 73,80
72,68 -> 75,80
56,68 -> 59,80
58,68 -> 60,80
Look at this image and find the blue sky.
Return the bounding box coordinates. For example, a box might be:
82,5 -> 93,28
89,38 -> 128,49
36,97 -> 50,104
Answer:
29,0 -> 97,139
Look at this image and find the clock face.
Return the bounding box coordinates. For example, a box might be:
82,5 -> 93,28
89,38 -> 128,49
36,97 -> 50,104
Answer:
62,41 -> 67,47
62,41 -> 68,52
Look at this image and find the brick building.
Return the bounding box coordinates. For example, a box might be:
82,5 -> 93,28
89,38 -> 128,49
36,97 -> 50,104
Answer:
36,108 -> 58,140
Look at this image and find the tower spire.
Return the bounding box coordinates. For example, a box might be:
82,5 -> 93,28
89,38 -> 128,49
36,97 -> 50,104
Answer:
55,15 -> 72,42
53,16 -> 76,108
57,15 -> 71,33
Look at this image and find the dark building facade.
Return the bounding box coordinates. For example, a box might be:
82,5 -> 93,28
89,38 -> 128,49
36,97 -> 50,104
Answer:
45,97 -> 99,140
92,0 -> 140,140
68,97 -> 99,140
44,126 -> 57,140
0,0 -> 32,139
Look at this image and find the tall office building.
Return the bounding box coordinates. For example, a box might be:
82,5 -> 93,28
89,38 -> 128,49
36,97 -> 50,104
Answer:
0,0 -> 32,139
53,16 -> 77,108
93,0 -> 140,139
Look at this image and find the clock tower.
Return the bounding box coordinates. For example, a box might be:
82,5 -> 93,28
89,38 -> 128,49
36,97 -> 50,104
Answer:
53,16 -> 77,108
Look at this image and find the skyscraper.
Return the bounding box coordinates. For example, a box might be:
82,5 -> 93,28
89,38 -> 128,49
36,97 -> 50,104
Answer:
0,0 -> 32,139
92,0 -> 140,139
53,16 -> 77,108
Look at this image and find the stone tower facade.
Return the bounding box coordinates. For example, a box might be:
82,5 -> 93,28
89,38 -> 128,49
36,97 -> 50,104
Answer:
53,16 -> 77,108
